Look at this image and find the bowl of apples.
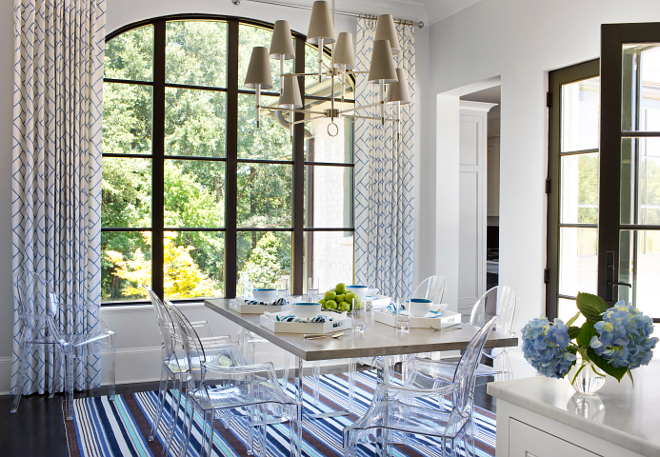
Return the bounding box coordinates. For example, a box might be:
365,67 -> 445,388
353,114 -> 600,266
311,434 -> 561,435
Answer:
318,283 -> 363,313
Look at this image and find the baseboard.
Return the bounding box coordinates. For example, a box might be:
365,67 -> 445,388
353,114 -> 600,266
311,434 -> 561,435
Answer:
0,355 -> 11,395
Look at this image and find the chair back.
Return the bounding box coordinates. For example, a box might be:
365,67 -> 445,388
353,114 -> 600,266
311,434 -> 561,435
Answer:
411,275 -> 446,304
144,286 -> 181,369
452,315 -> 499,415
469,285 -> 518,335
14,270 -> 59,338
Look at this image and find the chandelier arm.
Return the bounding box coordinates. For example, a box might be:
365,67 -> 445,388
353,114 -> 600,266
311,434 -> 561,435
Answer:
340,101 -> 382,114
342,114 -> 398,122
290,115 -> 326,126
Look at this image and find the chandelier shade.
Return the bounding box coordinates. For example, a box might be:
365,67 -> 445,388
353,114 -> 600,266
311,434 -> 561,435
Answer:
245,46 -> 273,89
278,74 -> 303,109
333,32 -> 355,69
367,40 -> 398,84
375,14 -> 400,54
387,68 -> 411,105
307,0 -> 335,45
270,20 -> 295,60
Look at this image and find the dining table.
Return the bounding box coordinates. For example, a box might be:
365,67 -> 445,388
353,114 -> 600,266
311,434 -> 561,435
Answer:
205,298 -> 518,417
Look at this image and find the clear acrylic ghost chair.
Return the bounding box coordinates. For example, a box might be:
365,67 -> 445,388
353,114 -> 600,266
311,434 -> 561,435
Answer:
412,275 -> 446,304
49,291 -> 117,420
344,316 -> 499,457
422,285 -> 518,383
171,304 -> 302,457
11,270 -> 66,413
143,286 -> 232,455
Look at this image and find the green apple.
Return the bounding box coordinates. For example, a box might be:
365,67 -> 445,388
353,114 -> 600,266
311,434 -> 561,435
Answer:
324,290 -> 337,301
319,298 -> 327,309
336,293 -> 346,304
335,283 -> 347,294
345,292 -> 356,302
326,300 -> 338,310
338,302 -> 349,312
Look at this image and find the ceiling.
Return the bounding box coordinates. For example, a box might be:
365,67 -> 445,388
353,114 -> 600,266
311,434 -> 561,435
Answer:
415,0 -> 485,24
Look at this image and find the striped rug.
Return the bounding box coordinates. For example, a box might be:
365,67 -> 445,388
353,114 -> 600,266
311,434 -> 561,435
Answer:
64,370 -> 496,457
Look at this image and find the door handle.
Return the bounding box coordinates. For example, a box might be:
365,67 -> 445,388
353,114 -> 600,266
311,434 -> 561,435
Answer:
605,251 -> 632,301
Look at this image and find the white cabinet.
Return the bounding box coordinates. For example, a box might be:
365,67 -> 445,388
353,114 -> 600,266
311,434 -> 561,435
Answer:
509,419 -> 600,457
487,136 -> 500,217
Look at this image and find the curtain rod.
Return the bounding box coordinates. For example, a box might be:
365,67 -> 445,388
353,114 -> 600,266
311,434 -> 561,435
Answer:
231,0 -> 424,29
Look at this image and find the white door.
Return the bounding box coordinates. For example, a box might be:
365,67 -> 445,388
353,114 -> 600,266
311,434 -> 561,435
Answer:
458,101 -> 495,315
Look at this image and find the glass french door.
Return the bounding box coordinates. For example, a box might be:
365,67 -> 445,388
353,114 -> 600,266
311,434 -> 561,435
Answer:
599,23 -> 660,322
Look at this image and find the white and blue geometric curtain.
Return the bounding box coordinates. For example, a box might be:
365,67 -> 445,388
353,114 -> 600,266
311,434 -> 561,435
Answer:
354,18 -> 415,302
11,0 -> 106,394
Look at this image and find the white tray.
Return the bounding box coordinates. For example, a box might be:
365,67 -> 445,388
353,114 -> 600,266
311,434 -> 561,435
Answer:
260,311 -> 351,334
229,299 -> 292,314
364,294 -> 391,309
374,307 -> 461,329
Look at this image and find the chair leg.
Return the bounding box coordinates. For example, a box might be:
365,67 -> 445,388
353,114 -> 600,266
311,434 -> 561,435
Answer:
348,358 -> 357,413
281,352 -> 291,392
65,353 -> 75,420
182,395 -> 195,457
50,344 -> 60,398
255,404 -> 267,457
247,405 -> 256,455
11,340 -> 31,413
203,409 -> 214,457
108,333 -> 116,400
164,377 -> 182,456
312,361 -> 321,406
150,367 -> 169,441
288,404 -> 302,457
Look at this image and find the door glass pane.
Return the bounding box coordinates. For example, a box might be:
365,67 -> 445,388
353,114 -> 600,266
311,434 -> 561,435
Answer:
558,298 -> 586,326
561,77 -> 600,151
559,227 -> 598,296
237,94 -> 293,160
619,230 -> 660,318
620,137 -> 660,225
163,231 -> 224,299
237,163 -> 292,227
166,21 -> 227,89
165,88 -> 226,158
104,25 -> 154,82
304,231 -> 354,293
164,160 -> 225,228
306,165 -> 353,228
102,230 -> 152,302
237,231 -> 292,291
622,44 -> 660,132
560,153 -> 599,224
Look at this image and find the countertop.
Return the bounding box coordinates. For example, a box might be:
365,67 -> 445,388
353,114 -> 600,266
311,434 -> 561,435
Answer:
488,361 -> 660,456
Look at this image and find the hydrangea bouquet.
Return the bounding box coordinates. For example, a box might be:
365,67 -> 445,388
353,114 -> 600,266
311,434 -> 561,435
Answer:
522,292 -> 658,383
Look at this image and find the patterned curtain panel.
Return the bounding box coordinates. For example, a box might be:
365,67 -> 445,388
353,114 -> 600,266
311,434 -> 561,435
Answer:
354,18 -> 415,302
11,0 -> 106,394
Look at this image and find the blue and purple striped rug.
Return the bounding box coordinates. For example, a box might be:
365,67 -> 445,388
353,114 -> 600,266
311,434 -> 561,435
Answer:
64,370 -> 496,457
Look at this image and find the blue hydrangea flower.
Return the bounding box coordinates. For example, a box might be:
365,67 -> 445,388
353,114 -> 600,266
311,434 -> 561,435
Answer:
522,317 -> 576,379
590,301 -> 658,370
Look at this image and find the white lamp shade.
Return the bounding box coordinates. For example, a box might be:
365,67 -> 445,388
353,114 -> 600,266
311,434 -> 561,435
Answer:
333,32 -> 355,69
278,75 -> 303,109
367,40 -> 398,84
307,1 -> 335,45
270,20 -> 295,60
245,47 -> 273,89
375,14 -> 400,54
387,68 -> 411,104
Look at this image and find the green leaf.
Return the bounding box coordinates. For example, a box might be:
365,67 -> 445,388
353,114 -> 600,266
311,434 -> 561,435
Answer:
576,321 -> 597,347
568,326 -> 581,340
565,311 -> 581,327
576,292 -> 608,322
586,348 -> 628,382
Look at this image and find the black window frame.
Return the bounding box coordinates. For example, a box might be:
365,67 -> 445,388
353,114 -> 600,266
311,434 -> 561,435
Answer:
101,14 -> 355,305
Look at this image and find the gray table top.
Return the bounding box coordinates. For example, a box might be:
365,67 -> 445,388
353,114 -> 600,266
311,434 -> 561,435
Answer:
205,299 -> 518,361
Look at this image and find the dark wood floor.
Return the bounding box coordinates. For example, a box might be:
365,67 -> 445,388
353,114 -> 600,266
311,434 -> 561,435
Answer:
0,379 -> 496,457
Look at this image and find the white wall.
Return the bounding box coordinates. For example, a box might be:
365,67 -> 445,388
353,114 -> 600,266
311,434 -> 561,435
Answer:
417,0 -> 660,348
0,0 -> 427,392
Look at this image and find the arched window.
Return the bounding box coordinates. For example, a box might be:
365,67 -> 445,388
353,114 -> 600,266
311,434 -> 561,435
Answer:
101,16 -> 355,304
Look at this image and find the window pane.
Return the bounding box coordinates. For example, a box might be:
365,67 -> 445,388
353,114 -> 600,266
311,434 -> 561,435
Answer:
237,231 -> 291,290
304,231 -> 354,292
304,43 -> 355,99
103,83 -> 153,155
163,231 -> 224,299
102,157 -> 151,228
558,227 -> 598,296
560,153 -> 599,224
557,298 -> 586,326
104,25 -> 154,81
560,77 -> 600,152
306,165 -> 353,228
166,21 -> 227,88
164,160 -> 225,228
619,229 -> 660,318
164,88 -> 226,158
237,163 -> 292,227
238,94 -> 292,160
622,44 -> 660,132
239,24 -> 293,94
620,137 -> 660,225
102,230 -> 151,302
306,111 -> 354,163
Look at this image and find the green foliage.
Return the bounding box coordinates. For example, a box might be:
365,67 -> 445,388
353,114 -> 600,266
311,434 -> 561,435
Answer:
576,320 -> 597,346
567,326 -> 581,340
239,232 -> 291,289
587,347 -> 629,382
576,292 -> 608,322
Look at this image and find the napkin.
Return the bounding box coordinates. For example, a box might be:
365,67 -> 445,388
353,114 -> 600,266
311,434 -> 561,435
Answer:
274,314 -> 335,323
237,297 -> 289,306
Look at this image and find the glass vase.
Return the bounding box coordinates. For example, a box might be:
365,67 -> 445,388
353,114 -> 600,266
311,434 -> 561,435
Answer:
568,357 -> 606,395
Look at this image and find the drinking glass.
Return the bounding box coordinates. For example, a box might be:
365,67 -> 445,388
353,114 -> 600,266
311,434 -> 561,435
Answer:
351,298 -> 366,336
308,277 -> 320,302
277,277 -> 289,300
395,302 -> 410,333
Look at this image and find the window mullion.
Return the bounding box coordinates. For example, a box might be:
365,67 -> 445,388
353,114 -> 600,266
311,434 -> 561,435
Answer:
225,19 -> 239,299
292,36 -> 306,296
152,20 -> 166,299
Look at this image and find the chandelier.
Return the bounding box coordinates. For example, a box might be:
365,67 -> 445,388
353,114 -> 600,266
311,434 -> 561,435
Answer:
245,0 -> 411,142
